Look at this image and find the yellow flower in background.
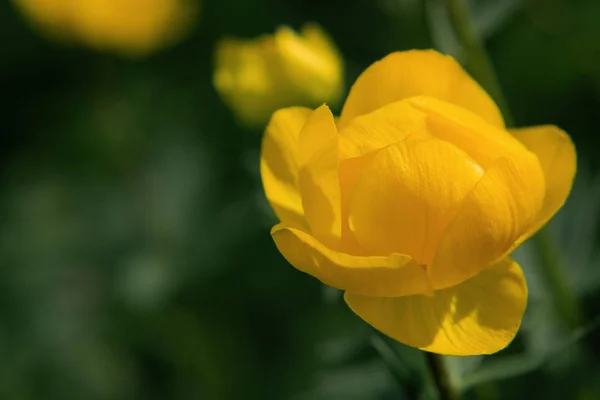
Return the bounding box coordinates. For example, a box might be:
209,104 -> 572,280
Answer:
261,50 -> 576,355
13,0 -> 198,57
213,23 -> 344,127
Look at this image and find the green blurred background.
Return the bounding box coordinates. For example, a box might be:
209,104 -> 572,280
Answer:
2,0 -> 600,399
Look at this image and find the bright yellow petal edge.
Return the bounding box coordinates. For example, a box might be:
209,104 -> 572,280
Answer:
511,125 -> 577,242
260,107 -> 312,230
271,224 -> 433,298
297,104 -> 342,249
339,50 -> 505,129
345,257 -> 527,355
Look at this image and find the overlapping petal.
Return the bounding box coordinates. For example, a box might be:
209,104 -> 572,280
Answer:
297,105 -> 342,248
338,100 -> 430,160
272,224 -> 433,297
275,24 -> 343,105
260,107 -> 311,230
511,125 -> 576,240
406,96 -> 527,168
345,257 -> 527,355
339,50 -> 504,129
338,153 -> 378,255
336,101 -> 431,254
429,156 -> 545,289
348,139 -> 483,265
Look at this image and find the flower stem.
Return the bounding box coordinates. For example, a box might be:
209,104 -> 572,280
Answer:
444,0 -> 581,330
425,352 -> 459,400
445,0 -> 513,124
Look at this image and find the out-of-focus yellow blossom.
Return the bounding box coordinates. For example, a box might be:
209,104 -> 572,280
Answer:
261,50 -> 576,355
12,0 -> 198,57
213,23 -> 344,127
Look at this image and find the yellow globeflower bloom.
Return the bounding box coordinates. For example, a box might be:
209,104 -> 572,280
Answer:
213,23 -> 344,127
13,0 -> 198,56
261,50 -> 576,355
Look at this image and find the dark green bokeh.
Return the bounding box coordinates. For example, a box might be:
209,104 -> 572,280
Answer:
1,0 -> 600,399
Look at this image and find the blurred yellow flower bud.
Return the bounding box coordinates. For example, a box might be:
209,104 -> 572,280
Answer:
213,23 -> 344,127
12,0 -> 198,57
261,50 -> 576,355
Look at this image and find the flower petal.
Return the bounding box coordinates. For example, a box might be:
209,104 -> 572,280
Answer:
339,50 -> 504,129
261,107 -> 312,229
344,257 -> 527,356
338,100 -> 430,161
272,224 -> 433,297
406,96 -> 527,168
300,23 -> 342,63
338,153 -> 379,255
337,101 -> 430,254
348,139 -> 484,265
298,105 -> 342,248
274,25 -> 343,106
511,125 -> 576,240
429,156 -> 544,289
213,37 -> 281,126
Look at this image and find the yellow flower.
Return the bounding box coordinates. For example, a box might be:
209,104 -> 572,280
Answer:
13,0 -> 198,57
213,23 -> 344,127
261,50 -> 576,355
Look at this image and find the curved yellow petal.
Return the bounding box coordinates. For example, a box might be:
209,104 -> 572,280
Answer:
348,139 -> 483,265
339,50 -> 504,129
511,125 -> 576,240
338,153 -> 378,255
300,23 -> 342,63
14,0 -> 197,57
261,107 -> 312,229
406,96 -> 527,169
214,37 -> 281,126
298,105 -> 342,248
338,100 -> 430,161
272,224 -> 433,297
274,24 -> 344,106
345,257 -> 527,356
337,100 -> 430,254
429,156 -> 545,289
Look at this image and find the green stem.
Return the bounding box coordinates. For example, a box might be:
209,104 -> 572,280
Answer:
371,335 -> 413,383
425,353 -> 459,400
371,335 -> 421,398
445,0 -> 513,124
444,0 -> 581,330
